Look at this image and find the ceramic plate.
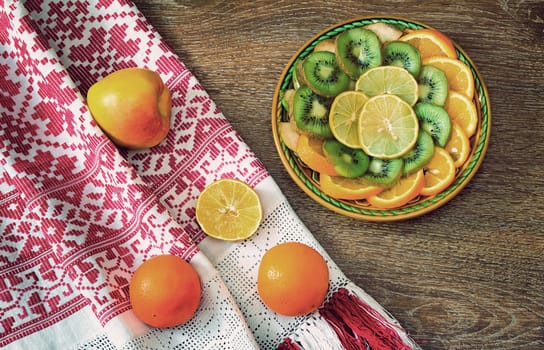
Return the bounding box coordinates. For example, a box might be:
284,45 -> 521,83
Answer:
271,16 -> 491,221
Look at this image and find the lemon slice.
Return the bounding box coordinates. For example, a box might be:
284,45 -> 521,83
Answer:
355,66 -> 419,106
196,179 -> 262,241
329,91 -> 369,148
358,94 -> 419,159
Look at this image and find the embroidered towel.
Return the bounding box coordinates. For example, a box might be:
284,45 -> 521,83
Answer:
0,1 -> 420,349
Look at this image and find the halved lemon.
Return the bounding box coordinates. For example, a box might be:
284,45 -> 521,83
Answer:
355,66 -> 419,106
320,174 -> 383,200
422,56 -> 475,99
329,91 -> 369,148
399,29 -> 457,59
367,169 -> 425,209
420,147 -> 456,196
196,179 -> 262,241
358,94 -> 419,159
444,90 -> 478,138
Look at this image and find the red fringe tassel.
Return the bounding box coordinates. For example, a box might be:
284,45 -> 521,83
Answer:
319,288 -> 412,350
277,337 -> 302,350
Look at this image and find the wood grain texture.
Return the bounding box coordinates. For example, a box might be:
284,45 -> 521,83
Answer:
132,1 -> 543,349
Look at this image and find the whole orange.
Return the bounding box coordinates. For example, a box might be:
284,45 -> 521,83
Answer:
257,242 -> 329,316
129,254 -> 201,328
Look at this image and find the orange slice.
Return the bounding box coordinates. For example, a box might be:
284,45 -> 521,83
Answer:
320,174 -> 384,200
399,29 -> 457,60
420,147 -> 456,196
444,90 -> 478,138
446,123 -> 471,168
367,169 -> 425,209
278,121 -> 300,151
296,134 -> 338,176
196,179 -> 262,241
422,56 -> 475,99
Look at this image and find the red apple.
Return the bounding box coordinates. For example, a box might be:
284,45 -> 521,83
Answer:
87,67 -> 171,149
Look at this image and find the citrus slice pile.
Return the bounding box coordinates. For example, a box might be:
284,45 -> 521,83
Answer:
196,178 -> 262,241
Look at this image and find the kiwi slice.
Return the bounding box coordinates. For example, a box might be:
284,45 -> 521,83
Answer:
402,130 -> 435,175
383,41 -> 421,77
322,140 -> 369,178
313,38 -> 337,54
335,27 -> 382,80
302,51 -> 350,97
280,89 -> 296,117
363,157 -> 404,187
418,65 -> 448,106
292,59 -> 306,89
414,103 -> 452,147
292,86 -> 333,138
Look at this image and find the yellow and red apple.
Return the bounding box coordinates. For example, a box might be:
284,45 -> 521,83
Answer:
87,67 -> 171,149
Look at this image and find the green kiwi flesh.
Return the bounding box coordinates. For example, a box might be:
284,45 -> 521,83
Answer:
303,51 -> 350,97
402,130 -> 435,175
335,28 -> 382,80
418,65 -> 448,106
363,157 -> 404,187
322,140 -> 369,178
383,41 -> 421,77
414,103 -> 452,147
292,86 -> 333,138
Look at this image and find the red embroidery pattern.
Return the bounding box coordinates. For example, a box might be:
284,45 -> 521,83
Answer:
1,0 -> 267,346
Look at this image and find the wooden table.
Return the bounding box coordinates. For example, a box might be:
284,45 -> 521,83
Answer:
133,1 -> 544,349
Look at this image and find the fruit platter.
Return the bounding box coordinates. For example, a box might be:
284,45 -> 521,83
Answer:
272,17 -> 491,221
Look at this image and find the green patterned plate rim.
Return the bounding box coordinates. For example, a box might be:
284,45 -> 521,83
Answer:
271,16 -> 491,221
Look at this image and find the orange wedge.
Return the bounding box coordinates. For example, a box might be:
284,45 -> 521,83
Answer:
296,134 -> 339,176
422,56 -> 475,99
367,169 -> 425,209
320,174 -> 383,200
420,147 -> 456,196
196,179 -> 262,241
446,123 -> 471,168
444,90 -> 478,138
399,29 -> 457,60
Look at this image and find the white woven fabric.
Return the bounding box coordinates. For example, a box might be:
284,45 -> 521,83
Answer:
0,1 -> 420,349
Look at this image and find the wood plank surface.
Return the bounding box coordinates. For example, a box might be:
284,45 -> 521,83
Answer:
132,1 -> 544,349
